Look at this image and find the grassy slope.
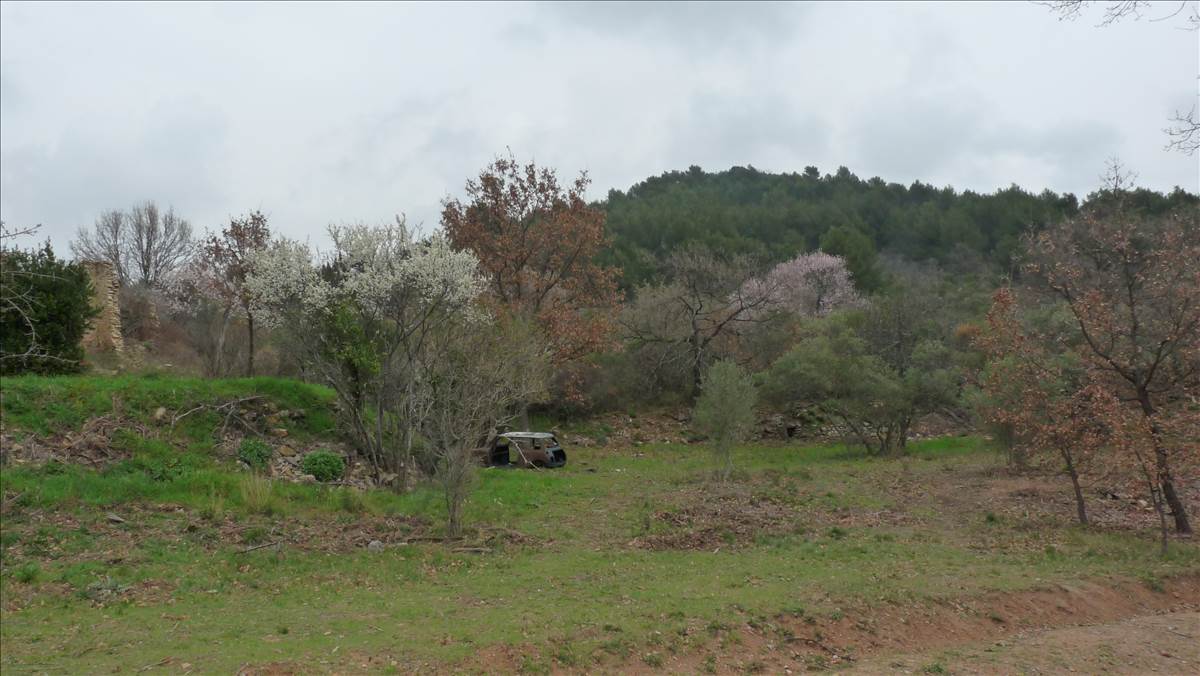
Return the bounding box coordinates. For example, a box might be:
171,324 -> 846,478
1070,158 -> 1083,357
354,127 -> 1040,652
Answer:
0,374 -> 337,437
1,376 -> 1198,673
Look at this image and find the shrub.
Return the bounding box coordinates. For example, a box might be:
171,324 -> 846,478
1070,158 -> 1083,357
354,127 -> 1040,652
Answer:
237,438 -> 273,470
302,450 -> 345,482
0,240 -> 97,375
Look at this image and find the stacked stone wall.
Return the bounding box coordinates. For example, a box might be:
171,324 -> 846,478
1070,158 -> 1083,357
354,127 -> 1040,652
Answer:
80,260 -> 124,354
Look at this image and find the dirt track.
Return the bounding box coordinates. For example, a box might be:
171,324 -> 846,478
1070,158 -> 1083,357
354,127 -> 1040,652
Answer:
850,611 -> 1200,675
625,574 -> 1200,674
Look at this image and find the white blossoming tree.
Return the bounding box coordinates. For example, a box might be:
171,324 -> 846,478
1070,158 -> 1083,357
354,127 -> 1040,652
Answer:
247,218 -> 486,485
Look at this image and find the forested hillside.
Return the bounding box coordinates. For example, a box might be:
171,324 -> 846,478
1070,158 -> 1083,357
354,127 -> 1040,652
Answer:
602,165 -> 1198,288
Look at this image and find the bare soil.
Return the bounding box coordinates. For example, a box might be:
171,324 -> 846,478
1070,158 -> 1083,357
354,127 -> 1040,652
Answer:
455,574 -> 1200,674
849,611 -> 1200,674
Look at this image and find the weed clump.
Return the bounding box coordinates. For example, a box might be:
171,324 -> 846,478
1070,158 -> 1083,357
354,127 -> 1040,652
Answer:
335,487 -> 367,514
237,438 -> 273,471
239,475 -> 282,515
200,488 -> 226,521
301,450 -> 345,482
14,562 -> 40,583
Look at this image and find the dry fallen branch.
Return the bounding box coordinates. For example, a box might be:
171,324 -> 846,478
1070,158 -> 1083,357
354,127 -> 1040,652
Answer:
170,396 -> 265,439
237,541 -> 280,554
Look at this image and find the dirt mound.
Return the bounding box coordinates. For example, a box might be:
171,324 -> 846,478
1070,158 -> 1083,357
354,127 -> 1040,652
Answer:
629,486 -> 803,550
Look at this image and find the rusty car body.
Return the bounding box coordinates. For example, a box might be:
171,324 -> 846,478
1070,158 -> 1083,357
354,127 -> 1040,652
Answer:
484,432 -> 567,469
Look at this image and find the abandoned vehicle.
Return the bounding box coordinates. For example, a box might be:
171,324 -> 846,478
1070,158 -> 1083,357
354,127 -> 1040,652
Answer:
485,432 -> 567,468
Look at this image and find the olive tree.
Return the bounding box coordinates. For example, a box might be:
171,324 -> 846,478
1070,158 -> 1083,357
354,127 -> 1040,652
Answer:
761,311 -> 960,456
692,360 -> 758,481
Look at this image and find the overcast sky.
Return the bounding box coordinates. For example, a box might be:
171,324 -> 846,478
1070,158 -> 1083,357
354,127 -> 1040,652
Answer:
1,1 -> 1197,251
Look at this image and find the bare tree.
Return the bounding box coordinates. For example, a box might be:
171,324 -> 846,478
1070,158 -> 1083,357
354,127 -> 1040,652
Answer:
623,245 -> 778,393
197,211 -> 271,376
422,318 -> 550,538
71,210 -> 128,284
127,202 -> 194,288
1040,1 -> 1152,25
1165,106 -> 1199,155
70,201 -> 194,288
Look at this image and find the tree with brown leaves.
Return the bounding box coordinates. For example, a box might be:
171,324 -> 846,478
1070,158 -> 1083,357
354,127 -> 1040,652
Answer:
441,153 -> 622,403
977,288 -> 1119,526
1020,197 -> 1199,534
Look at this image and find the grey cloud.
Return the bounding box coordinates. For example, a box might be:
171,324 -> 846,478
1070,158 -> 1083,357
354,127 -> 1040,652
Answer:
0,1 -> 1195,252
1,100 -> 230,243
543,1 -> 805,50
850,92 -> 1122,195
665,92 -> 830,171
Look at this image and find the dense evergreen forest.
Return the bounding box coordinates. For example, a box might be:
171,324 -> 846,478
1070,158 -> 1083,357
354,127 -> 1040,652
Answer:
601,165 -> 1199,288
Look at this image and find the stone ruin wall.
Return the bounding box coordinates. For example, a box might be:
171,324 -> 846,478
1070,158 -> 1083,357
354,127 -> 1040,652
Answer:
80,260 -> 124,355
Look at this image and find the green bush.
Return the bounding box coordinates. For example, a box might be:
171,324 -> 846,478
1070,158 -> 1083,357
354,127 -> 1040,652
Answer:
0,240 -> 97,375
301,450 -> 344,482
237,438 -> 273,470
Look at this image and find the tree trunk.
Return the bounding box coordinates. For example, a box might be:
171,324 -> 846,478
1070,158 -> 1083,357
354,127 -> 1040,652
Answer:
892,416 -> 911,456
213,305 -> 233,377
1137,389 -> 1192,534
445,457 -> 466,539
1061,448 -> 1088,526
447,492 -> 462,539
690,316 -> 704,395
716,439 -> 734,482
246,313 -> 256,377
397,425 -> 413,493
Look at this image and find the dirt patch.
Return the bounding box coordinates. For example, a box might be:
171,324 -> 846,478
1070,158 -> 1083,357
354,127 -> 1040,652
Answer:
0,499 -> 538,573
446,574 -> 1200,674
685,574 -> 1200,674
850,610 -> 1200,674
626,481 -> 913,552
931,463 -> 1200,535
209,512 -> 430,553
628,485 -> 804,550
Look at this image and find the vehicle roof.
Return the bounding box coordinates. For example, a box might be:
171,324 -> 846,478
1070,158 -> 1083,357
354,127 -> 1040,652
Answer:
499,432 -> 556,439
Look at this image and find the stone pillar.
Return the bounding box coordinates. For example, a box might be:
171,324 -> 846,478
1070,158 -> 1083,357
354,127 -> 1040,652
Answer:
80,260 -> 124,354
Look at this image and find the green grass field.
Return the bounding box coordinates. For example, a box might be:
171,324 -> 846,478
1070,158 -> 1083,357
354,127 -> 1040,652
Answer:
1,376 -> 1197,673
